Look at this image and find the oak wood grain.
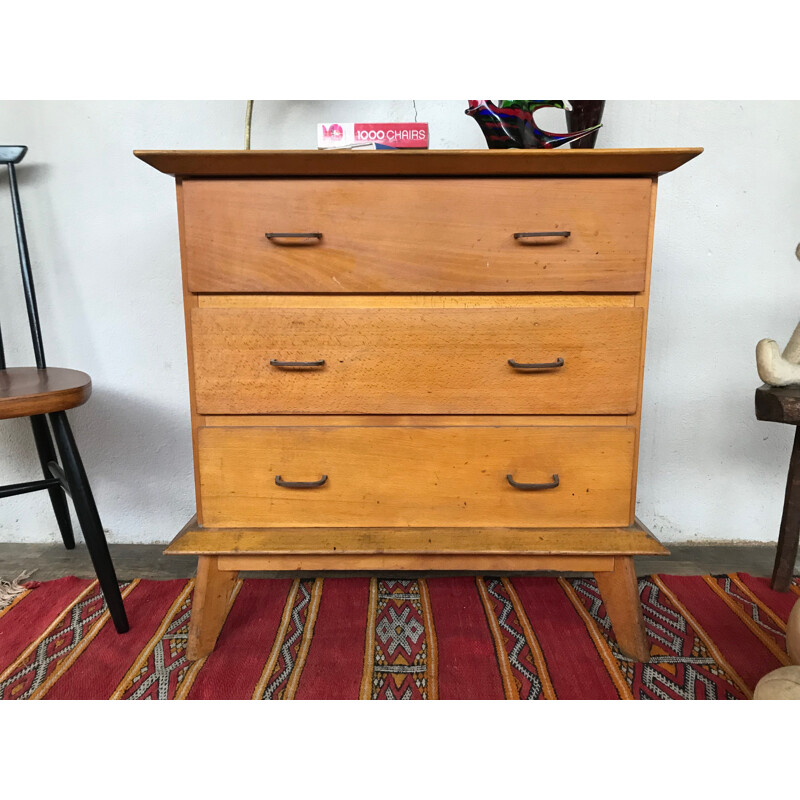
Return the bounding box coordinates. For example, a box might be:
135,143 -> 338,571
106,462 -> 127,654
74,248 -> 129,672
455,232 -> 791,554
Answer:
216,553 -> 616,572
134,148 -> 703,178
197,424 -> 636,529
142,148 -> 699,661
594,556 -> 651,661
182,178 -> 652,293
186,555 -> 238,661
164,517 -> 669,557
626,180 -> 659,520
191,305 -> 644,415
202,414 -> 629,427
197,294 -> 636,309
176,180 -> 206,526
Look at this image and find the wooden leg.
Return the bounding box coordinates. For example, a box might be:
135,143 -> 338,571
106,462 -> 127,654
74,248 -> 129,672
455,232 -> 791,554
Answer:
594,556 -> 650,662
187,556 -> 238,661
772,427 -> 800,592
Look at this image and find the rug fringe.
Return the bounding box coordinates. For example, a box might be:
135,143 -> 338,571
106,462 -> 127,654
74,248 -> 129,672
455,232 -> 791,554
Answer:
0,570 -> 36,610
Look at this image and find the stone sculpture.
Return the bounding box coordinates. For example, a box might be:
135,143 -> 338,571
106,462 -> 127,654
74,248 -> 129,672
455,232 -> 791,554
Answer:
757,321 -> 800,386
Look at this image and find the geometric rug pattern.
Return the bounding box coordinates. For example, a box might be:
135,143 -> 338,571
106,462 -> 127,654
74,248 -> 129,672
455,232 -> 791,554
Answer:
1,573 -> 797,699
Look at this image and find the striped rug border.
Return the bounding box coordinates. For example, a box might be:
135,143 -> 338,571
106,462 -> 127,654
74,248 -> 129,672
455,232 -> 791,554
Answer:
0,572 -> 795,700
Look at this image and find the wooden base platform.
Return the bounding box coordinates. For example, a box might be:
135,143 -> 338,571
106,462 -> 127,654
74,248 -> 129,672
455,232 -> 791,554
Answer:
166,518 -> 668,663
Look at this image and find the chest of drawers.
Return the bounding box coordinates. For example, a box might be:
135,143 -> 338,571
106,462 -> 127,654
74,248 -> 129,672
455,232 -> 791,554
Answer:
136,147 -> 701,662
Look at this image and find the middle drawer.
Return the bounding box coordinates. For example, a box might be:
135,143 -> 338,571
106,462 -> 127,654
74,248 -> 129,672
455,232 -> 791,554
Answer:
191,302 -> 643,415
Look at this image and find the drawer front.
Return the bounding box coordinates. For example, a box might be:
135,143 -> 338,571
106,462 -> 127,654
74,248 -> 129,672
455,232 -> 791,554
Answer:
191,305 -> 643,415
181,178 -> 652,293
197,425 -> 636,528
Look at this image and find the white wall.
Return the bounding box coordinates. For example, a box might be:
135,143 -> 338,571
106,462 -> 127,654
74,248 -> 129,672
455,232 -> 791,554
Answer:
0,100 -> 797,545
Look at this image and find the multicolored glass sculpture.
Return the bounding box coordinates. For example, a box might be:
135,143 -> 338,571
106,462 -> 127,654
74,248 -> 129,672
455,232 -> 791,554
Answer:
564,100 -> 605,149
465,100 -> 603,149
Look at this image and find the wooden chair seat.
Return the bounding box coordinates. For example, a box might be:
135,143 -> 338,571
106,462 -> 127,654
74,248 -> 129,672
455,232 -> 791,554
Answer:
0,367 -> 92,420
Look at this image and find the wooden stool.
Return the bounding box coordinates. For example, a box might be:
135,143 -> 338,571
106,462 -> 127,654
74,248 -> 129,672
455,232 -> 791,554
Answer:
755,384 -> 800,591
0,145 -> 128,633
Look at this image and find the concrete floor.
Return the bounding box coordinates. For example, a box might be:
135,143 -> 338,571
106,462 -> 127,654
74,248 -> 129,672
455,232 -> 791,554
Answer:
1,541 -> 797,582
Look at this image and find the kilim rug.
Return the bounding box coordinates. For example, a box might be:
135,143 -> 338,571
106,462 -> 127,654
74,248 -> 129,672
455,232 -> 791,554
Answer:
1,573 -> 797,699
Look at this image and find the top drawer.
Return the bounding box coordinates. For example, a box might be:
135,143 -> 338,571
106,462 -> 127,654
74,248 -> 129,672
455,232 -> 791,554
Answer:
181,178 -> 652,293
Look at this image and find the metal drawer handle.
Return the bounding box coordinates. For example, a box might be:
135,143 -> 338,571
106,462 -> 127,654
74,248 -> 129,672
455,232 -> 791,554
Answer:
513,231 -> 571,239
275,475 -> 328,489
506,474 -> 560,491
265,232 -> 323,241
270,359 -> 326,368
508,357 -> 564,370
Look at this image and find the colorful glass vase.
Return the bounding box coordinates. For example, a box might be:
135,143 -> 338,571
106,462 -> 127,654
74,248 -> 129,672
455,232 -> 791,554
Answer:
465,100 -> 603,150
565,100 -> 605,149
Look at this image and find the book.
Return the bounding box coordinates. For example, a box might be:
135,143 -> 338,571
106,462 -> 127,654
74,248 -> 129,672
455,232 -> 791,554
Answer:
317,122 -> 429,149
318,141 -> 397,151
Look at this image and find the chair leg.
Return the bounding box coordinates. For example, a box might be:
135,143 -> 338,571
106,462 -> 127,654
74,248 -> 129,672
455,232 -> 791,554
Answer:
29,414 -> 74,550
49,410 -> 129,633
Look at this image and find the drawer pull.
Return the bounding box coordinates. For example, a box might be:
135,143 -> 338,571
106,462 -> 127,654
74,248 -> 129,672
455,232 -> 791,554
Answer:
270,359 -> 326,368
265,232 -> 323,241
513,231 -> 571,240
275,474 -> 328,489
508,357 -> 565,370
506,473 -> 560,491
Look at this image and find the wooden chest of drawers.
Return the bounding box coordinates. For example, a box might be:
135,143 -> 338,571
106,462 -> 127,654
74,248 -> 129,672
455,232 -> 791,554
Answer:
136,147 -> 701,662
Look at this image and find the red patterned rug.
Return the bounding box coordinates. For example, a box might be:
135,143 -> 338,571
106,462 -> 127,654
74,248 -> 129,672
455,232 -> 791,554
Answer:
1,573 -> 797,699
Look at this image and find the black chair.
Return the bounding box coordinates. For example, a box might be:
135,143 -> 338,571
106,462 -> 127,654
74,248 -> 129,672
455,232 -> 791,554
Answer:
0,145 -> 128,633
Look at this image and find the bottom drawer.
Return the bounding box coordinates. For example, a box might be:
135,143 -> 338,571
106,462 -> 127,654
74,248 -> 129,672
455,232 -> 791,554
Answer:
198,425 -> 635,528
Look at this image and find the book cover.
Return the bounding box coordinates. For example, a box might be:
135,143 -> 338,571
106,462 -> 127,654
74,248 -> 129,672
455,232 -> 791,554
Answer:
317,122 -> 429,149
318,141 -> 397,151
